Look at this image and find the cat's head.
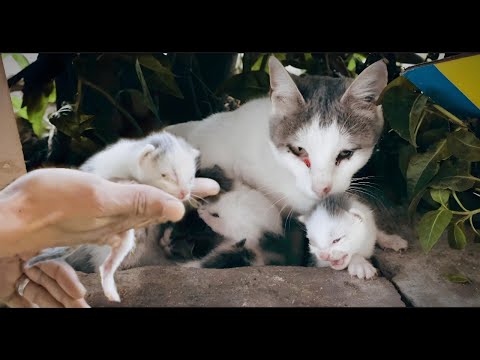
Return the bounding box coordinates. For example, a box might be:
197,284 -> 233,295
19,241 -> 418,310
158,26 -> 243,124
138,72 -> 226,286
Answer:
299,194 -> 370,270
135,132 -> 200,200
267,56 -> 387,200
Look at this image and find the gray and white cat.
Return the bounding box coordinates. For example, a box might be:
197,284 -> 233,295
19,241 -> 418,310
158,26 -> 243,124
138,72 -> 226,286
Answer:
166,55 -> 388,215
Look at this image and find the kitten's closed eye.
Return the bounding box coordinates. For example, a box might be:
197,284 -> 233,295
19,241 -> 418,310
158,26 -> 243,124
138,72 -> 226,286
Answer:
210,212 -> 220,218
335,150 -> 354,165
332,236 -> 344,244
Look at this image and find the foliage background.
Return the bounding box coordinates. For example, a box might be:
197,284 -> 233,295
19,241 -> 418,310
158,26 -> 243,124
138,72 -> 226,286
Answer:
4,52 -> 480,252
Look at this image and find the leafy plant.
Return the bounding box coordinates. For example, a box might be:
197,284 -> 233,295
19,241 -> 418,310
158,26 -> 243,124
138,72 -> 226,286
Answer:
379,76 -> 480,252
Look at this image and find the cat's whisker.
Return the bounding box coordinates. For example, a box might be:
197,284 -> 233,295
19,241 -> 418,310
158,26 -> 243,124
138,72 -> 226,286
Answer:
191,194 -> 208,204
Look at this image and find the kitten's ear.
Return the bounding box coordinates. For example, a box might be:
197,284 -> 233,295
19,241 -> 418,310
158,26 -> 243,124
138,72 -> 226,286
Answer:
268,55 -> 305,115
341,60 -> 388,104
349,207 -> 364,222
236,239 -> 247,248
191,148 -> 200,158
138,144 -> 156,163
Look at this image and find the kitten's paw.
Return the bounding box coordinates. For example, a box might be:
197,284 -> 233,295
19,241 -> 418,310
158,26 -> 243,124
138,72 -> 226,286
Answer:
159,227 -> 174,253
104,287 -> 121,303
99,265 -> 121,302
377,232 -> 408,252
181,260 -> 201,268
348,258 -> 377,280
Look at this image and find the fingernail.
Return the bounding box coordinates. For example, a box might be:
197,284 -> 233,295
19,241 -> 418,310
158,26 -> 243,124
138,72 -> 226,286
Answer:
164,198 -> 185,222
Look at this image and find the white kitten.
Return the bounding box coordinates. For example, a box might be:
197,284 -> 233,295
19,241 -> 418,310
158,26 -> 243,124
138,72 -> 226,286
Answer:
26,131 -> 200,302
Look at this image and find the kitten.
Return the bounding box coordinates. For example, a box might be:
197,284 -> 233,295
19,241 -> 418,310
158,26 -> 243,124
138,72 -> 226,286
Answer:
25,132 -> 200,301
182,180 -> 287,268
300,193 -> 408,279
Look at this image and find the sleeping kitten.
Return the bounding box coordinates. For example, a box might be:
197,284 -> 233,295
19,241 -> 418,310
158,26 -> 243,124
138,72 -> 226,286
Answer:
300,193 -> 408,279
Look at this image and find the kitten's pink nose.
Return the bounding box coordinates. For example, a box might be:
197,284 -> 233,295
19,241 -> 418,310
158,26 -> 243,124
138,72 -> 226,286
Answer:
179,190 -> 189,200
322,186 -> 331,195
319,252 -> 330,261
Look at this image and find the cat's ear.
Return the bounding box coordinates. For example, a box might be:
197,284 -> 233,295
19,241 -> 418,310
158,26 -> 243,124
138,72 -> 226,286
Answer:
341,60 -> 388,104
297,215 -> 306,224
138,144 -> 156,163
268,55 -> 305,115
348,207 -> 364,222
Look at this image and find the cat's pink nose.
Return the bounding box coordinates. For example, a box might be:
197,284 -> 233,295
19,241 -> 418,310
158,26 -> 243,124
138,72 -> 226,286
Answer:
313,184 -> 332,197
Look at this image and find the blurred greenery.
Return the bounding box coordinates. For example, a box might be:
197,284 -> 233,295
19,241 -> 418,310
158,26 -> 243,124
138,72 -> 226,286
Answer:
6,52 -> 479,252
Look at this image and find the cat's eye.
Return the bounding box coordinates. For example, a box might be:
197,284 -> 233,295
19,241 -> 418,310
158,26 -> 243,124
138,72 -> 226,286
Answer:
161,174 -> 167,178
287,144 -> 308,158
210,212 -> 220,218
335,150 -> 354,165
332,238 -> 342,244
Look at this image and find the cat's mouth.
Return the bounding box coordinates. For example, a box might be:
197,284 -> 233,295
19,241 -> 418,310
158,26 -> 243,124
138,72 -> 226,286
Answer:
330,254 -> 349,270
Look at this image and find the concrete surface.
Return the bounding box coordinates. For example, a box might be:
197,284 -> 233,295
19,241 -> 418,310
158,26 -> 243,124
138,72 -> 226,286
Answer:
78,265 -> 405,307
373,234 -> 480,307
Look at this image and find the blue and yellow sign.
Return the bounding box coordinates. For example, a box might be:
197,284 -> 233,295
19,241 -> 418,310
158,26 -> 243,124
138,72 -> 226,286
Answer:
403,53 -> 480,119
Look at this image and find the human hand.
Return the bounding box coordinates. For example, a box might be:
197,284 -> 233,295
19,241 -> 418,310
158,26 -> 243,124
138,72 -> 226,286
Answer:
0,168 -> 220,257
0,254 -> 89,308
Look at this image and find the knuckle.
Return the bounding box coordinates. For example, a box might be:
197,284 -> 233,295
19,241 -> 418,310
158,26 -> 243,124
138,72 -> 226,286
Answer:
133,191 -> 147,216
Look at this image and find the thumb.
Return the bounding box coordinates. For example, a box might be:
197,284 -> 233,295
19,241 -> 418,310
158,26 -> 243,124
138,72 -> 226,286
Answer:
98,182 -> 185,222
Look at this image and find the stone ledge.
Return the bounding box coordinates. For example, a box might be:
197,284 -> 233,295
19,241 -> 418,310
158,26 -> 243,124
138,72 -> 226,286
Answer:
78,265 -> 405,307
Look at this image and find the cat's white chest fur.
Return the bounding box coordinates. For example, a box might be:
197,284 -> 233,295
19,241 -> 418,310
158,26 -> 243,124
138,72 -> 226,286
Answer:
167,98 -> 315,214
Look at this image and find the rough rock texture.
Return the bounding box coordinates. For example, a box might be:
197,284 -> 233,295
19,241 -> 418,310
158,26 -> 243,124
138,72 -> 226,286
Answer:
78,265 -> 405,307
373,234 -> 480,307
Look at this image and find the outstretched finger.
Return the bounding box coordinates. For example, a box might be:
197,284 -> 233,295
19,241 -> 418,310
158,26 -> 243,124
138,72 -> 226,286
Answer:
98,182 -> 185,222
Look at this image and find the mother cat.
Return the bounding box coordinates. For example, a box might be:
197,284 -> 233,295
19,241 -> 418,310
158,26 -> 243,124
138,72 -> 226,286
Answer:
166,56 -> 387,215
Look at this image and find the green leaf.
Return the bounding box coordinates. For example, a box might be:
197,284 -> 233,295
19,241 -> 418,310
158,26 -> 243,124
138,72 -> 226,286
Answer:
138,55 -> 183,99
430,159 -> 477,192
418,208 -> 453,252
409,94 -> 428,147
251,54 -> 266,71
430,188 -> 450,207
12,54 -> 30,69
382,85 -> 419,142
406,139 -> 450,198
398,145 -> 416,179
408,187 -> 427,219
445,273 -> 471,284
10,95 -> 29,119
448,222 -> 467,250
22,81 -> 55,137
135,58 -> 161,123
217,71 -> 270,103
377,75 -> 417,106
447,128 -> 480,162
417,128 -> 449,149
